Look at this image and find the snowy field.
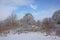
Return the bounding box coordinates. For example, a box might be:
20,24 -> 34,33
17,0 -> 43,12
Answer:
0,32 -> 60,40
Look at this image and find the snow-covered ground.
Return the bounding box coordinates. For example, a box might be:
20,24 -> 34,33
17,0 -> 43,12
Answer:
0,32 -> 60,40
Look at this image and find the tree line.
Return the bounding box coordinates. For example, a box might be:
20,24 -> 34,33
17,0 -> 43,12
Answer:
0,10 -> 60,36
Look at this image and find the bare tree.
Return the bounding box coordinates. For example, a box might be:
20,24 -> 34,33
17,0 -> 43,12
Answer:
0,13 -> 19,34
20,13 -> 36,27
18,13 -> 36,32
4,13 -> 18,26
52,10 -> 60,36
42,18 -> 54,35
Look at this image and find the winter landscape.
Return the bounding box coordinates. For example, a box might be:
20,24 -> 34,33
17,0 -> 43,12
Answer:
0,0 -> 60,40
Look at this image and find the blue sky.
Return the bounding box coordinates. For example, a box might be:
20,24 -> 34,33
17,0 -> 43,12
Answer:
0,0 -> 60,20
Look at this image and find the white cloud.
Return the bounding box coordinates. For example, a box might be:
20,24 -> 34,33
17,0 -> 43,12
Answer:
30,4 -> 37,10
0,5 -> 16,20
0,0 -> 35,20
0,0 -> 34,6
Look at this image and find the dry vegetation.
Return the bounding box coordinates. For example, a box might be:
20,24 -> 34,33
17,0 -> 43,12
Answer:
0,26 -> 19,33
